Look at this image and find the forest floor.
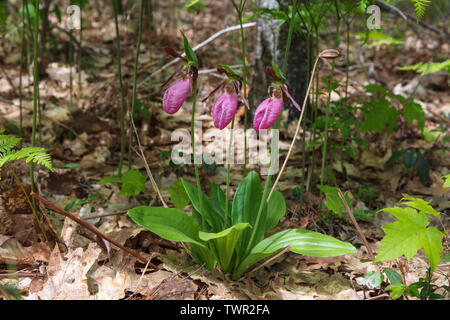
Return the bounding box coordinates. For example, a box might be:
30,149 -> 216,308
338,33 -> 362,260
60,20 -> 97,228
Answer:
0,1 -> 448,300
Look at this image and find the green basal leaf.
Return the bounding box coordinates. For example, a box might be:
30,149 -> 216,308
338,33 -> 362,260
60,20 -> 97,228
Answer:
127,206 -> 206,247
234,228 -> 357,279
181,31 -> 198,68
181,179 -> 224,231
265,190 -> 286,232
231,171 -> 265,260
375,207 -> 445,273
190,243 -> 217,270
209,183 -> 228,219
169,180 -> 190,210
400,194 -> 440,216
199,223 -> 250,273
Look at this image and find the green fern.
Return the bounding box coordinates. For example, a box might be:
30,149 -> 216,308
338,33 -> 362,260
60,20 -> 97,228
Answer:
0,133 -> 21,154
0,133 -> 53,171
411,0 -> 430,21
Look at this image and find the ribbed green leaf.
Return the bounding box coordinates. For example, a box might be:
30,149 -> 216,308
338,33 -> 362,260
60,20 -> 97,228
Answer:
199,223 -> 250,273
127,206 -> 206,247
234,228 -> 356,279
181,179 -> 224,231
231,171 -> 266,260
265,190 -> 285,232
190,243 -> 217,270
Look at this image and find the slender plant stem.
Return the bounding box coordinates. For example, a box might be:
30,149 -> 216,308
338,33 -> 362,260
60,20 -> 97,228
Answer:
319,2 -> 340,188
190,79 -> 201,190
268,56 -> 320,201
38,89 -> 42,144
128,0 -> 144,170
233,0 -> 248,176
224,116 -> 236,226
146,0 -> 153,68
19,10 -> 25,146
30,0 -> 39,200
112,0 -> 126,176
78,8 -> 82,98
345,20 -> 350,100
282,0 -> 298,73
69,29 -> 73,109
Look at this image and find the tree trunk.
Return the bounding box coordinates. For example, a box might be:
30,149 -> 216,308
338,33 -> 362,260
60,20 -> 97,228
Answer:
248,0 -> 309,126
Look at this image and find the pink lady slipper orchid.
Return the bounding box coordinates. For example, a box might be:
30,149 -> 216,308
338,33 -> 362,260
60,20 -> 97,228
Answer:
159,46 -> 198,115
212,91 -> 238,129
253,66 -> 302,130
203,66 -> 249,130
162,78 -> 191,114
253,95 -> 283,130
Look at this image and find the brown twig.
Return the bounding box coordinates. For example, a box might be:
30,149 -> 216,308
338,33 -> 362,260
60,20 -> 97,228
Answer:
0,272 -> 45,278
242,245 -> 292,280
365,293 -> 390,300
129,117 -> 167,207
337,188 -> 375,261
82,210 -> 128,220
30,191 -> 157,269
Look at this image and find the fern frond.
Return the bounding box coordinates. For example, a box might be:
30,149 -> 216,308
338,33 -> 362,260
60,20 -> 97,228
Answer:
0,147 -> 53,171
411,0 -> 430,21
0,134 -> 21,154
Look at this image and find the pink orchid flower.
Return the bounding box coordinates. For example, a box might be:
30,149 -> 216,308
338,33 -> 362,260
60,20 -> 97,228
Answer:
162,78 -> 191,114
212,92 -> 238,129
253,96 -> 283,130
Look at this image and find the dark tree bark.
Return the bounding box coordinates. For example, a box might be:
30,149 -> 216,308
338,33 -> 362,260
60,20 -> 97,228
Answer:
248,0 -> 309,126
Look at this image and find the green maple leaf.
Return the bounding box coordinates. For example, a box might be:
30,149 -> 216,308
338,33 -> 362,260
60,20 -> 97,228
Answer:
375,207 -> 444,273
403,101 -> 425,131
362,99 -> 399,135
400,194 -> 440,216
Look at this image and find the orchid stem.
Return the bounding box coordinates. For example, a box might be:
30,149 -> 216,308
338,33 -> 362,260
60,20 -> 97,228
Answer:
112,0 -> 126,176
224,116 -> 236,226
268,56 -> 320,201
246,0 -> 299,256
128,0 -> 144,170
